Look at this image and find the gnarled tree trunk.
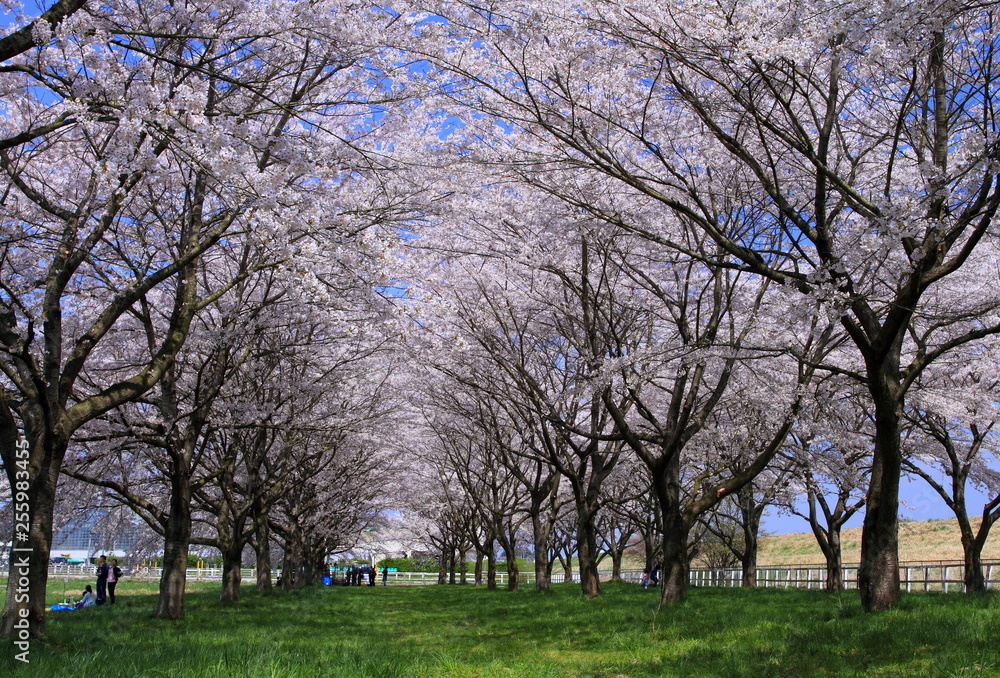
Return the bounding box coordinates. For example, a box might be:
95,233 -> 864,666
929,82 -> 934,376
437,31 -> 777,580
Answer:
220,542 -> 244,603
575,495 -> 602,598
858,377 -> 902,611
0,424 -> 63,639
254,517 -> 273,593
157,464 -> 193,619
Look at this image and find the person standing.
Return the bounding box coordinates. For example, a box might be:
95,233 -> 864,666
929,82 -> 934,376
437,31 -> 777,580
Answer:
95,555 -> 109,604
107,558 -> 122,604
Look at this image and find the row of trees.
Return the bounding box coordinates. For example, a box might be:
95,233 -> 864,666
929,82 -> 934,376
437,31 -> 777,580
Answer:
2,0 -> 1000,640
399,209 -> 998,599
393,0 -> 1000,612
0,0 -> 421,637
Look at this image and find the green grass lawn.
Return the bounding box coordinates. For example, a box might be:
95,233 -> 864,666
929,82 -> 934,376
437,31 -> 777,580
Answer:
1,579 -> 998,677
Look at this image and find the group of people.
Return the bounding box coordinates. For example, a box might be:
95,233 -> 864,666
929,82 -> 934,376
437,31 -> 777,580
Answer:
640,565 -> 662,590
339,565 -> 388,587
72,555 -> 123,609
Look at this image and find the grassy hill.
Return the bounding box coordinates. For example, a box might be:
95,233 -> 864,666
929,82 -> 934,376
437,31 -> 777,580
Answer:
757,517 -> 1000,566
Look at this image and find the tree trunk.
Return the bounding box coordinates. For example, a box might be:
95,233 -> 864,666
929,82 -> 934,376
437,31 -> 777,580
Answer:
487,547 -> 497,590
220,542 -> 243,603
825,527 -> 844,593
295,543 -> 310,589
280,547 -> 295,591
438,547 -> 449,585
611,549 -> 623,581
575,500 -> 602,598
0,427 -> 62,639
507,557 -> 519,591
659,515 -> 691,602
740,502 -> 760,589
156,465 -> 193,619
254,520 -> 273,593
531,511 -> 552,592
459,548 -> 468,585
653,455 -> 690,602
858,383 -> 902,611
313,552 -> 328,586
959,520 -> 986,594
474,550 -> 484,586
741,539 -> 757,589
500,533 -> 519,592
643,534 -> 657,572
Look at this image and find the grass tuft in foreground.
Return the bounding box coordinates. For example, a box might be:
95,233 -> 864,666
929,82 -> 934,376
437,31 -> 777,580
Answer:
1,579 -> 998,677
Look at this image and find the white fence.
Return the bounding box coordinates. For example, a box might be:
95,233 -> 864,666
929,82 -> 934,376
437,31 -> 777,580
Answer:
371,562 -> 1000,592
44,566 -> 506,586
47,564 -> 263,582
44,560 -> 1000,592
687,561 -> 1000,593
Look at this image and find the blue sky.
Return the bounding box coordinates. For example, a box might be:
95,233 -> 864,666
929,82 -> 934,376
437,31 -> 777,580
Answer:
762,471 -> 993,535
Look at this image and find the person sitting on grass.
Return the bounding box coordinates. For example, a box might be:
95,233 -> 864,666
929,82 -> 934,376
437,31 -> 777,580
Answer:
75,585 -> 97,609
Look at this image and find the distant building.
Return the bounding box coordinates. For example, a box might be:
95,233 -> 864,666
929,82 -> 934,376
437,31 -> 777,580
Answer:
49,515 -> 141,562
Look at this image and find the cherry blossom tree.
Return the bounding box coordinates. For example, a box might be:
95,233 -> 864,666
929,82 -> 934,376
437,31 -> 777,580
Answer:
0,0 -> 87,65
782,382 -> 872,592
699,456 -> 796,589
594,460 -> 646,581
903,352 -> 1000,593
548,502 -> 579,584
269,427 -> 391,590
